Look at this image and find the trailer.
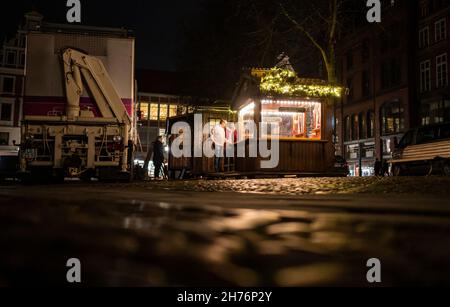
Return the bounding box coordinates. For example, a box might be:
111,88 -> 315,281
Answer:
20,29 -> 135,181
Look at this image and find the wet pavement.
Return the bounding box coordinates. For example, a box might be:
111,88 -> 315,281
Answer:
0,177 -> 450,286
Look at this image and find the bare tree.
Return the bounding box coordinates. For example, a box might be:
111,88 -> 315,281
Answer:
279,0 -> 345,84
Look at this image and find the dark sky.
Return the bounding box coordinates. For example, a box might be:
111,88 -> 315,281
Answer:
0,0 -> 203,71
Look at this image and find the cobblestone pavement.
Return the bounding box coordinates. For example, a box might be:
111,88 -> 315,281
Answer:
132,176 -> 450,196
0,177 -> 450,286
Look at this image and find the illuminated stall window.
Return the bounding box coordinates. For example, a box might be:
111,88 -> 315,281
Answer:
159,104 -> 168,121
261,99 -> 321,139
169,105 -> 178,118
238,102 -> 256,140
139,102 -> 149,120
149,103 -> 159,121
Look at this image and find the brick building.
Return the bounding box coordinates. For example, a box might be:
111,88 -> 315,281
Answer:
417,0 -> 450,126
0,12 -> 31,151
335,0 -> 419,176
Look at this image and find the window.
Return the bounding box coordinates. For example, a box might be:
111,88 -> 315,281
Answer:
421,103 -> 431,126
381,100 -> 405,135
436,53 -> 448,88
362,70 -> 371,97
19,35 -> 26,48
1,76 -> 15,94
238,102 -> 255,140
351,114 -> 358,140
431,101 -> 444,123
359,112 -> 367,140
420,60 -> 431,92
367,111 -> 375,138
139,102 -> 149,120
435,18 -> 446,42
149,103 -> 159,121
422,99 -> 450,125
169,105 -> 178,118
344,116 -> 351,142
347,77 -> 353,101
6,51 -> 16,65
420,1 -> 429,18
159,104 -> 168,121
445,99 -> 450,123
419,27 -> 429,48
0,132 -> 9,145
260,100 -> 322,139
0,103 -> 13,121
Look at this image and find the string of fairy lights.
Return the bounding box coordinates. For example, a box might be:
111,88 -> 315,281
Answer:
259,68 -> 343,98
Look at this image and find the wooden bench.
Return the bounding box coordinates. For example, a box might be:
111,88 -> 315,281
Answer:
391,140 -> 450,164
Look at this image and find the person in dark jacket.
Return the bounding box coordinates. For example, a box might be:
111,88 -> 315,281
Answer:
153,136 -> 165,179
374,159 -> 382,177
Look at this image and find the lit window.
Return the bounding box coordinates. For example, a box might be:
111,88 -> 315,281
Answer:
159,104 -> 168,121
381,101 -> 405,135
238,102 -> 256,140
169,105 -> 178,118
260,99 -> 321,139
149,103 -> 159,121
139,103 -> 149,120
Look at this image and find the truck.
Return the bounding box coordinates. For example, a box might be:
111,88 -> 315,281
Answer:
20,28 -> 135,182
390,122 -> 450,176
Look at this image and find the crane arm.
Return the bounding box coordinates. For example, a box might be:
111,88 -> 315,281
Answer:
62,48 -> 131,126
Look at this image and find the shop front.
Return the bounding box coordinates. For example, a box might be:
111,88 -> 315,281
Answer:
345,141 -> 376,177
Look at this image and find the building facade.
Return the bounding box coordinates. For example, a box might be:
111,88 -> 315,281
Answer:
0,13 -> 29,151
417,0 -> 450,126
136,70 -> 224,154
336,0 -> 418,176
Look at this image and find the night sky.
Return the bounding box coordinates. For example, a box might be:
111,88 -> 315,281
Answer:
0,0 -> 203,71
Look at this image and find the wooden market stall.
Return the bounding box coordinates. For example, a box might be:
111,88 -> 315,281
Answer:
167,103 -> 236,179
231,66 -> 344,175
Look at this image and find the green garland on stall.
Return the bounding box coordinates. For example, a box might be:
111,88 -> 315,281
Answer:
260,68 -> 343,98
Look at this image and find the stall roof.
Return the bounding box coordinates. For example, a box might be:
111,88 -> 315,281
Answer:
256,68 -> 344,99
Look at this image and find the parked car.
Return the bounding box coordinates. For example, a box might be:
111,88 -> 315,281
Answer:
331,155 -> 349,176
391,122 -> 450,176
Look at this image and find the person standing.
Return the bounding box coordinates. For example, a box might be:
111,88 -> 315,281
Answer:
212,120 -> 227,173
152,136 -> 165,179
374,158 -> 382,177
